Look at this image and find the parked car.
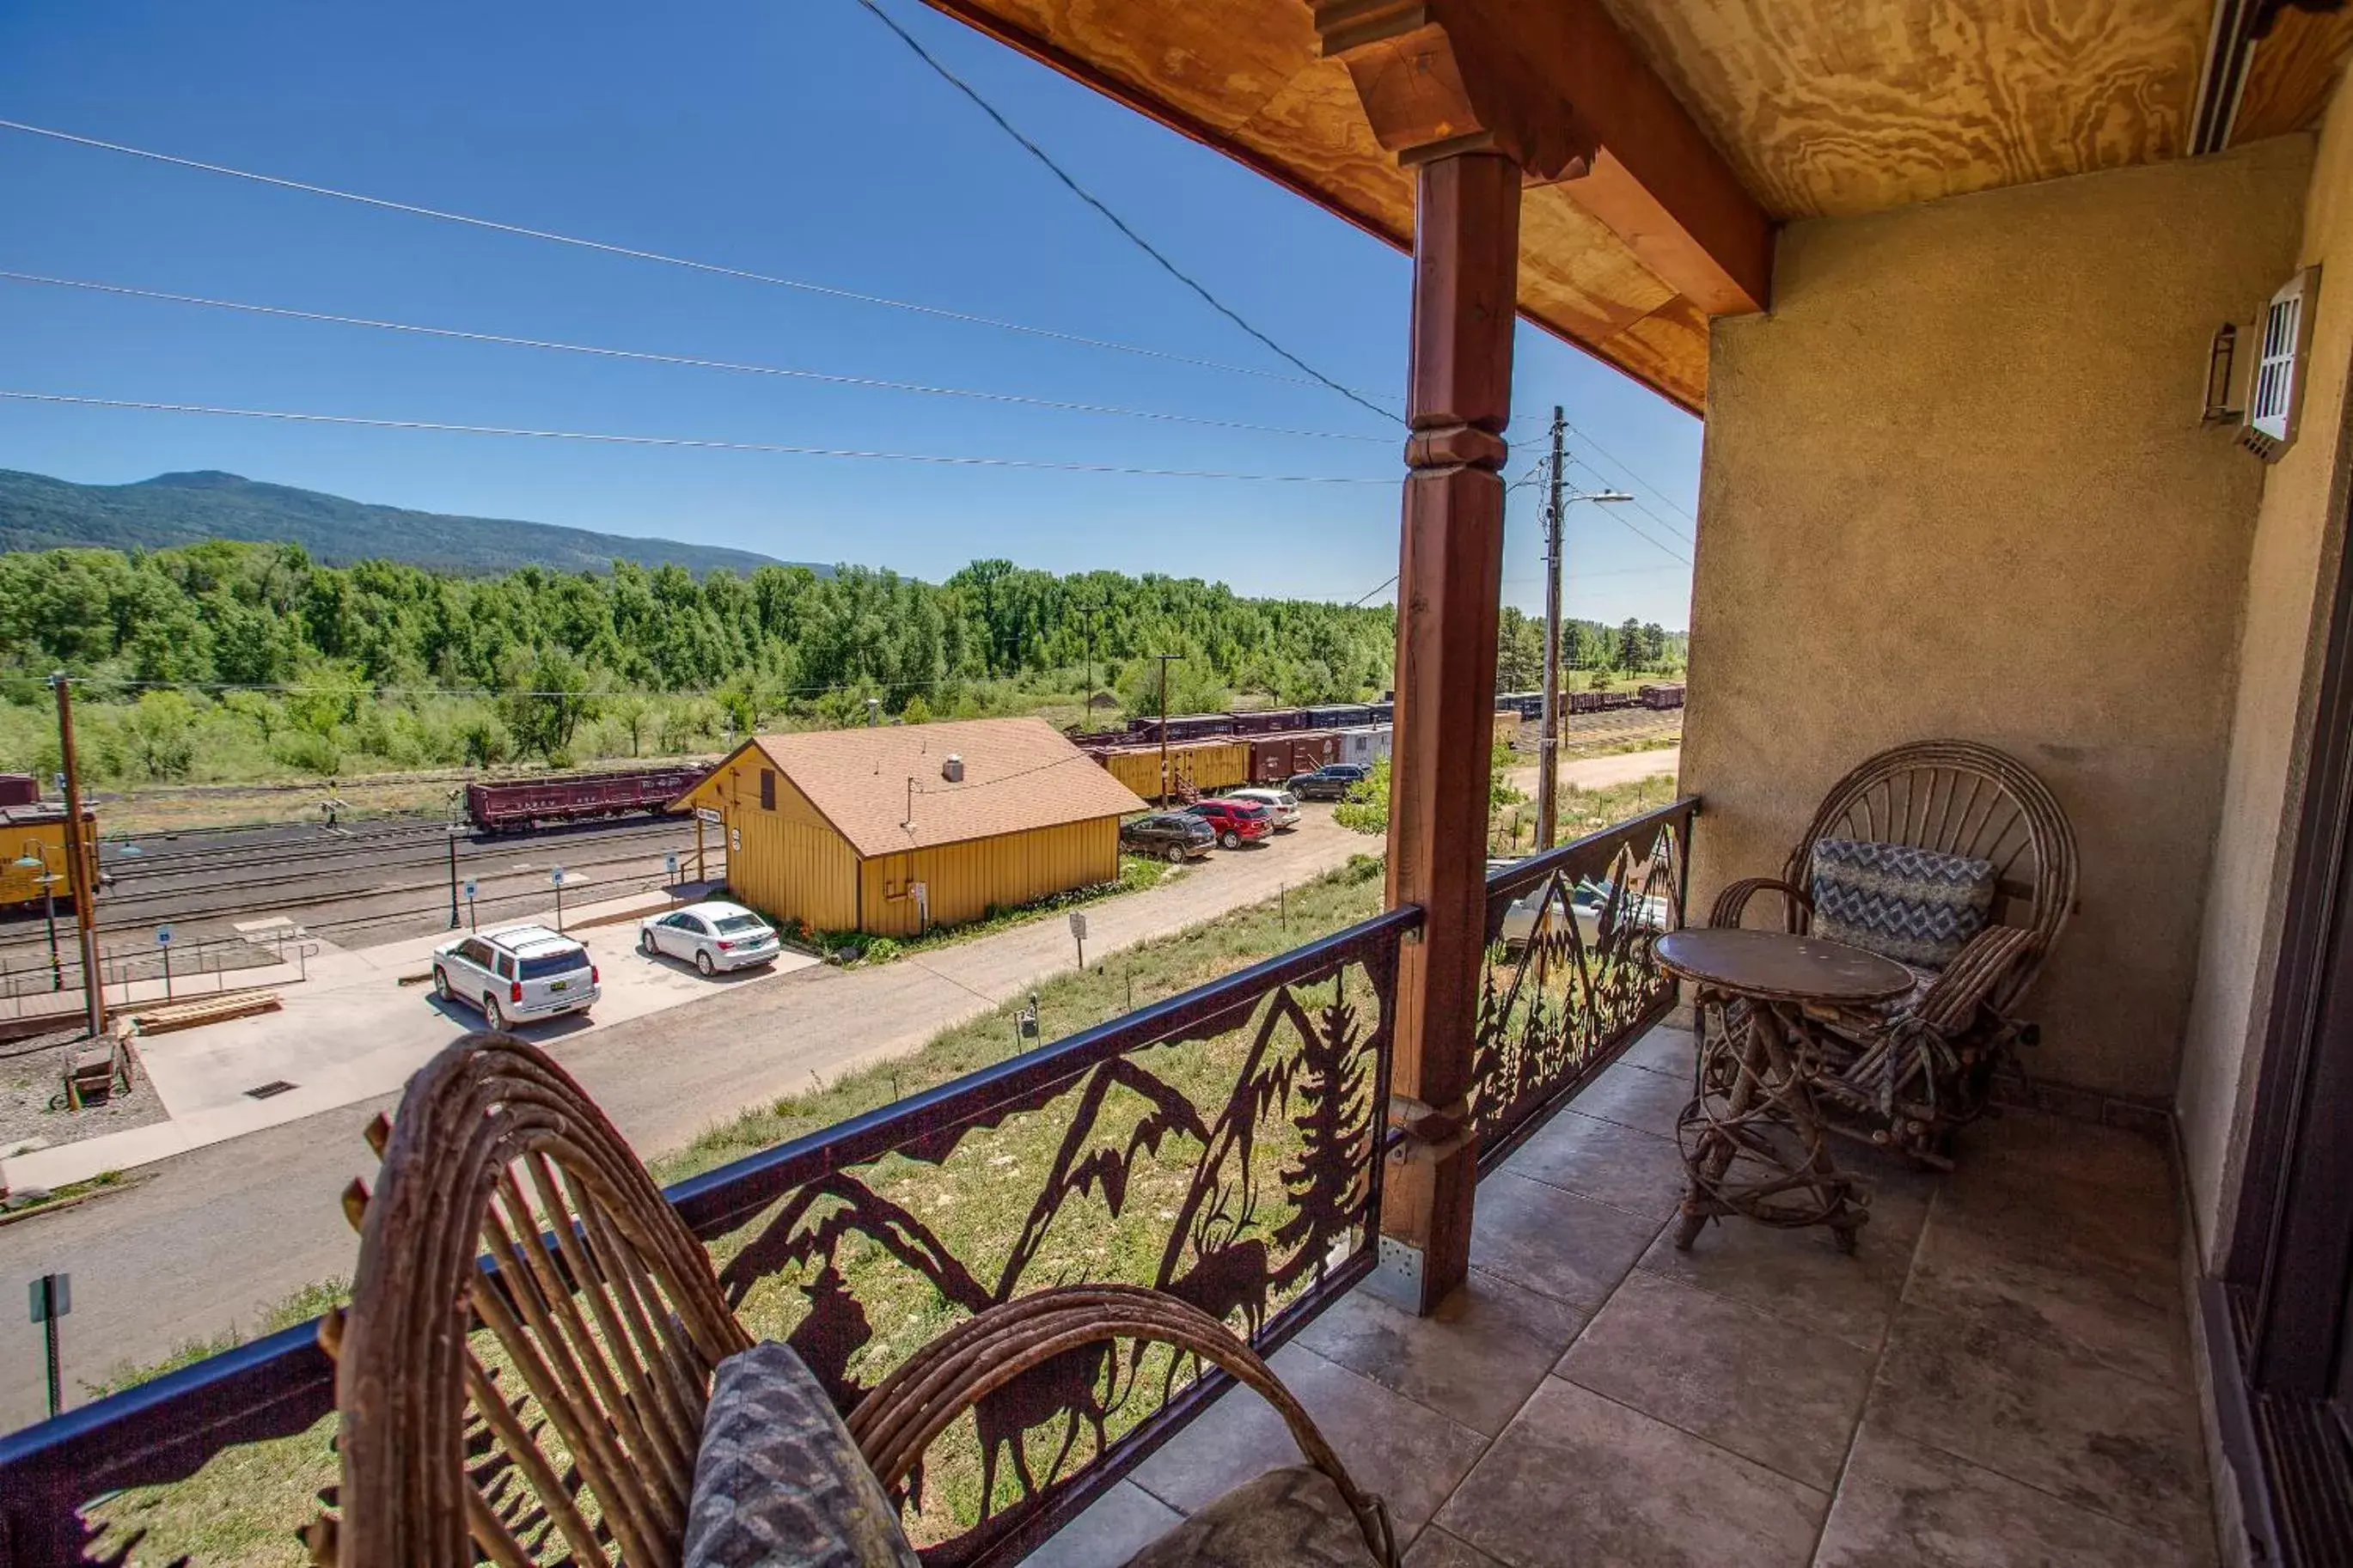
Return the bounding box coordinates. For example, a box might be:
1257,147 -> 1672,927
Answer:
1495,877 -> 1672,953
1287,763 -> 1370,802
1226,787 -> 1301,829
432,924 -> 598,1028
1185,797 -> 1275,849
639,899 -> 782,974
1121,812 -> 1216,863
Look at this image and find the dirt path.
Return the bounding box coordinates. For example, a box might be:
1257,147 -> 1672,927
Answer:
1505,745 -> 1683,802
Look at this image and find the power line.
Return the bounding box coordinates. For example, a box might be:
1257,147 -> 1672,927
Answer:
0,115 -> 1374,394
848,0 -> 1401,428
1568,455 -> 1695,544
1572,487 -> 1693,567
0,389 -> 1395,484
1348,573 -> 1398,607
1558,417 -> 1697,532
0,270 -> 1389,446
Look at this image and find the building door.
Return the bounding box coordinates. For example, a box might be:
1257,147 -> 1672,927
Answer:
2211,408 -> 2353,1563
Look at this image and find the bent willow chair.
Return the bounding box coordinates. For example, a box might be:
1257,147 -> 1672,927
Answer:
1707,740 -> 2077,1163
309,1034 -> 1394,1568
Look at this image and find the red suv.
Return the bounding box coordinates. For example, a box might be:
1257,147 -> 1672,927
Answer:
1185,797 -> 1274,849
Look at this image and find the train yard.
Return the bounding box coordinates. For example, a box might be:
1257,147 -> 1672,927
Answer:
0,809 -> 719,1009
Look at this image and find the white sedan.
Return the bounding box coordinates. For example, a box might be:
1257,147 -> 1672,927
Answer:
1497,878 -> 1671,952
639,900 -> 783,975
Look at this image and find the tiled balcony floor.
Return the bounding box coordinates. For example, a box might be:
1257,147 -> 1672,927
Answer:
1032,1024 -> 2216,1568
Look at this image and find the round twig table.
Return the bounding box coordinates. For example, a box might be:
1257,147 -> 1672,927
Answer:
1656,929 -> 1915,1253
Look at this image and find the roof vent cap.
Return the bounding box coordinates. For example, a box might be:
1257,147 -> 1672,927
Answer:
942,753 -> 964,783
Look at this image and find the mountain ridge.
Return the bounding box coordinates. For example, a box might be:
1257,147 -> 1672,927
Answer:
0,467 -> 828,577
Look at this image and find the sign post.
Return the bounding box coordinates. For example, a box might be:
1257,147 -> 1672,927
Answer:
1068,909 -> 1088,969
462,880 -> 478,932
29,1272 -> 70,1419
155,924 -> 173,1002
551,867 -> 567,935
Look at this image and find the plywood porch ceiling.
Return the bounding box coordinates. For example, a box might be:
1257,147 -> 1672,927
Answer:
920,0 -> 2353,414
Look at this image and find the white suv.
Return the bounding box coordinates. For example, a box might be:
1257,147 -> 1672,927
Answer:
1227,787 -> 1301,830
432,924 -> 599,1029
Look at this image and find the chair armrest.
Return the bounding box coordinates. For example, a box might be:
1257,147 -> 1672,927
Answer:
1709,877 -> 1813,933
847,1284 -> 1396,1566
1911,925 -> 2038,1033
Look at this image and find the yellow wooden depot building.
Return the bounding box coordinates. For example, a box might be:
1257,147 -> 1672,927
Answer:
674,717 -> 1147,939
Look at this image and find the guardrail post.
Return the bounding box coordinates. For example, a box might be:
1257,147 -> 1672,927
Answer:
1375,151 -> 1520,1313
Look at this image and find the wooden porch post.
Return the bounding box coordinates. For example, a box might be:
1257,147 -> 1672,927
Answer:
1382,151 -> 1519,1312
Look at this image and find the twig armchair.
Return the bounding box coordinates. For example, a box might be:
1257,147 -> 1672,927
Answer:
1707,740 -> 2076,1162
309,1034 -> 1394,1567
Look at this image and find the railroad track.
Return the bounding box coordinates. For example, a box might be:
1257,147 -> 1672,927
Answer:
93,820 -> 697,912
0,815 -> 719,960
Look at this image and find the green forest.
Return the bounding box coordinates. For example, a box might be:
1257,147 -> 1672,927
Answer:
0,540 -> 1684,786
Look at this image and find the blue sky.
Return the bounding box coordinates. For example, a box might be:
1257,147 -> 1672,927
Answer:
0,0 -> 1700,625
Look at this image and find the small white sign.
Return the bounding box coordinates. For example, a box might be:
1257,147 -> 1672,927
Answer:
154,924 -> 172,948
695,807 -> 723,824
463,880 -> 478,900
1067,911 -> 1088,941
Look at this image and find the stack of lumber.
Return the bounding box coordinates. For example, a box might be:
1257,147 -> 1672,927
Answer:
129,990 -> 282,1034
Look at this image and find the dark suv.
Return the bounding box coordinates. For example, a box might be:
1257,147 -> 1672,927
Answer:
1185,797 -> 1275,849
1121,811 -> 1215,863
1287,763 -> 1370,802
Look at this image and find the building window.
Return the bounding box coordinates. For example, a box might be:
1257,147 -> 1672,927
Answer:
760,770 -> 777,811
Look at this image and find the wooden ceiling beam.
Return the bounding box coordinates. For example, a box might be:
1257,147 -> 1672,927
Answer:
1311,0 -> 1773,316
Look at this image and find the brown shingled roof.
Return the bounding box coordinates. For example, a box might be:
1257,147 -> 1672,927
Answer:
742,717 -> 1147,857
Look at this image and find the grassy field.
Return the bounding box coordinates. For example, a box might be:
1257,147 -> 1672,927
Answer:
83,857 -> 1391,1565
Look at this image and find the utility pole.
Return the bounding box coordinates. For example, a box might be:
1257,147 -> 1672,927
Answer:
1152,653 -> 1183,804
1076,605 -> 1100,735
1537,406 -> 1566,851
51,674 -> 104,1037
1532,418 -> 1633,852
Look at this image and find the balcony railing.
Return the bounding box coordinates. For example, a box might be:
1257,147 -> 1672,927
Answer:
1474,796 -> 1696,1171
0,904 -> 1419,1566
0,796 -> 1697,1567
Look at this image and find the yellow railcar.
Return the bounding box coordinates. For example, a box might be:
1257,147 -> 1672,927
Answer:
0,805 -> 98,912
1097,740 -> 1250,799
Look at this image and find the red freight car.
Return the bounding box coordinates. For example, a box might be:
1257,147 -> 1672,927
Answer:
1245,730 -> 1342,784
465,765 -> 706,833
0,773 -> 39,808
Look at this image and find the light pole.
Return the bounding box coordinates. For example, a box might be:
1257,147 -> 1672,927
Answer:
1531,412 -> 1632,851
12,843 -> 61,989
446,826 -> 464,929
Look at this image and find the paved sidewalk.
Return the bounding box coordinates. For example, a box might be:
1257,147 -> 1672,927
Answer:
2,886 -> 819,1193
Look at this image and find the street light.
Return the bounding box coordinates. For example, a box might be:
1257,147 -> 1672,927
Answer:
446,824 -> 466,930
12,843 -> 62,990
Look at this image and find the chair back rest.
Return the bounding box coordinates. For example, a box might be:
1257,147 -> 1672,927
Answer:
1783,740 -> 2076,1007
328,1034 -> 751,1568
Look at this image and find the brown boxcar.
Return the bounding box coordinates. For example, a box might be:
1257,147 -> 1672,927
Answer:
1246,731 -> 1342,784
1227,708 -> 1307,736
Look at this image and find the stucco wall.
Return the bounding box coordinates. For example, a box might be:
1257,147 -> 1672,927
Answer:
1684,136 -> 2313,1101
2178,89 -> 2353,1263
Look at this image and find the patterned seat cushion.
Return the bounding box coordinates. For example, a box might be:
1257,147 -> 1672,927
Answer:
1809,838 -> 1996,970
683,1341 -> 919,1568
1121,1465 -> 1383,1567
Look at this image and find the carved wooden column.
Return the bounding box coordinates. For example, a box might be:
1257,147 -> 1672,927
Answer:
1312,0 -> 1596,1312
1381,150 -> 1519,1310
